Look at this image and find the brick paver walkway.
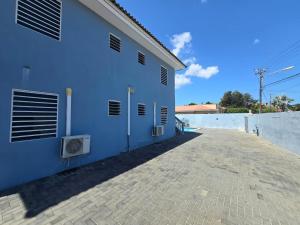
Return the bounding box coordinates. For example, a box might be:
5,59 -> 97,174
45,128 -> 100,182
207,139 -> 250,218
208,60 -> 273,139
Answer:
1,129 -> 300,225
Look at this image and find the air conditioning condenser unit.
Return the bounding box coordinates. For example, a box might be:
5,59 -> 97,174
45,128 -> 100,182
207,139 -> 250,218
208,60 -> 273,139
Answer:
61,135 -> 91,158
152,126 -> 164,136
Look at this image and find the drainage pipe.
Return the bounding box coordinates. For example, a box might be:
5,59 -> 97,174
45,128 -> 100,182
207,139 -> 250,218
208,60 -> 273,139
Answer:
153,102 -> 157,126
127,86 -> 134,151
66,88 -> 72,136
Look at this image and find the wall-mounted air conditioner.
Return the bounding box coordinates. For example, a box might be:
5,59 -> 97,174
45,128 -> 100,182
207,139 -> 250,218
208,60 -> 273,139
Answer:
152,126 -> 164,136
61,135 -> 91,158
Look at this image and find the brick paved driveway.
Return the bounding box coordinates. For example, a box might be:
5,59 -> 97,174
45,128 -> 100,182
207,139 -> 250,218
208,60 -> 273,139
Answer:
1,129 -> 300,225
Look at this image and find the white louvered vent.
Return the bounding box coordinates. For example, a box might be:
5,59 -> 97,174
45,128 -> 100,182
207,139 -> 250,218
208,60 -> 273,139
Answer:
161,107 -> 168,125
138,103 -> 146,116
110,34 -> 121,52
16,0 -> 62,40
160,66 -> 168,86
108,100 -> 121,116
10,89 -> 59,142
138,52 -> 145,65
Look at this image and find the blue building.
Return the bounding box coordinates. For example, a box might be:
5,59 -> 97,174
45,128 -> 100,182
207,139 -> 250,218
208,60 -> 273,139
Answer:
0,0 -> 185,190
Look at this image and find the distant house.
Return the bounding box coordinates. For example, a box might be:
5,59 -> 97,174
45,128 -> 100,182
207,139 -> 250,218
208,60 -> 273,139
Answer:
176,104 -> 224,114
0,0 -> 185,190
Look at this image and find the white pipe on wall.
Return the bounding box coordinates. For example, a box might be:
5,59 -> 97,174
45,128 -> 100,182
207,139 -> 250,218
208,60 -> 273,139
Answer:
128,87 -> 131,136
66,88 -> 72,136
153,102 -> 157,126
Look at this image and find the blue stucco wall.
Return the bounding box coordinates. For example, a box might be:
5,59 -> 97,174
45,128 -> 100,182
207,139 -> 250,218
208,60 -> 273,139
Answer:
0,0 -> 176,190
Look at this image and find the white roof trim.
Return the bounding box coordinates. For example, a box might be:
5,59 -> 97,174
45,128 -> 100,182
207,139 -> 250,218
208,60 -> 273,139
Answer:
78,0 -> 185,70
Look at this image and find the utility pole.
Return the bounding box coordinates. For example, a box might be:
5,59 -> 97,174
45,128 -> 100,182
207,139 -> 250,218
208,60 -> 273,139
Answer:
269,93 -> 272,109
255,68 -> 266,114
255,66 -> 295,114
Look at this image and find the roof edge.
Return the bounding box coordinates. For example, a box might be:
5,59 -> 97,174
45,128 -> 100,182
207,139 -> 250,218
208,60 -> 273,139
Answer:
109,0 -> 186,69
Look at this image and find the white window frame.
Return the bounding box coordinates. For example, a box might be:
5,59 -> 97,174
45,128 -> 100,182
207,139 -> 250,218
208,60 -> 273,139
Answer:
10,89 -> 59,143
15,0 -> 63,41
108,100 -> 121,116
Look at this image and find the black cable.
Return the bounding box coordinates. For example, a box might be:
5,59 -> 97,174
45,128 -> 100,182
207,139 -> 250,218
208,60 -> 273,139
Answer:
264,73 -> 300,88
264,39 -> 300,68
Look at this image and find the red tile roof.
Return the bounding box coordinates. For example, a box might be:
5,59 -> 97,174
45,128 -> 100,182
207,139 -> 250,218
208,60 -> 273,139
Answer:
176,104 -> 219,113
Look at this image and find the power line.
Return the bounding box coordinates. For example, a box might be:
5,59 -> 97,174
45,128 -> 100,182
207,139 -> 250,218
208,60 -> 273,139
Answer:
264,39 -> 300,68
267,47 -> 300,68
267,81 -> 300,93
264,73 -> 300,88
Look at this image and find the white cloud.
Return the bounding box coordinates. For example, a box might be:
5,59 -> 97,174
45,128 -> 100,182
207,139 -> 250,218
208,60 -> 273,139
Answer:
185,63 -> 219,79
170,32 -> 220,89
183,57 -> 197,66
253,38 -> 260,45
175,74 -> 191,89
171,32 -> 192,57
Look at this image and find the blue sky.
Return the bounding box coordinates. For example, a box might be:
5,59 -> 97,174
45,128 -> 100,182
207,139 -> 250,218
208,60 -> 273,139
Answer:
117,0 -> 300,105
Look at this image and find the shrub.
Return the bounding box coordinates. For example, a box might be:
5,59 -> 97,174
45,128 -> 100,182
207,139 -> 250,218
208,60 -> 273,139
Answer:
261,107 -> 277,113
225,107 -> 249,113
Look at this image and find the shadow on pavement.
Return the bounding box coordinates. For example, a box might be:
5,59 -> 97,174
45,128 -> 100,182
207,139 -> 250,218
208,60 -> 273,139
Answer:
0,132 -> 201,218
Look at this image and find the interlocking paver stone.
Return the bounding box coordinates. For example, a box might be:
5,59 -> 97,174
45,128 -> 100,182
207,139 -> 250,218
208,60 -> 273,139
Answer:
0,129 -> 300,225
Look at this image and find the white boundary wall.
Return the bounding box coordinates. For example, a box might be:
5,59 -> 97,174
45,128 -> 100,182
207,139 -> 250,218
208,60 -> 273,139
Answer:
177,112 -> 300,155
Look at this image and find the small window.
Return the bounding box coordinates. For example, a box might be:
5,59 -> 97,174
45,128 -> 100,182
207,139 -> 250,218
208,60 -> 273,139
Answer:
10,89 -> 59,142
138,103 -> 146,116
110,34 -> 121,52
160,66 -> 168,86
138,52 -> 145,65
16,0 -> 62,40
161,107 -> 168,125
108,100 -> 121,116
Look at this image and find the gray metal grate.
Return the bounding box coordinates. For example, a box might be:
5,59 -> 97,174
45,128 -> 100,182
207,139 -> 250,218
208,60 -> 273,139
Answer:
160,66 -> 168,86
138,103 -> 146,116
161,107 -> 168,125
138,52 -> 145,65
10,89 -> 59,142
108,100 -> 121,116
16,0 -> 62,40
110,34 -> 121,52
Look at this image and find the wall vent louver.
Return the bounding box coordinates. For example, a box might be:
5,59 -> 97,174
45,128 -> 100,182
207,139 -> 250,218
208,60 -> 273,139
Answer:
138,103 -> 146,116
108,100 -> 121,116
16,0 -> 62,40
160,66 -> 168,86
138,52 -> 145,65
10,89 -> 59,142
160,107 -> 168,125
110,34 -> 121,52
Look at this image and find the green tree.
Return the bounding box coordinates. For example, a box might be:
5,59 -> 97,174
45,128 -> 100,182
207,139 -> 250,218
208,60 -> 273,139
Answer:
205,101 -> 213,104
188,102 -> 197,105
220,91 -> 232,107
220,91 -> 257,111
220,91 -> 256,108
243,93 -> 257,108
231,91 -> 244,107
